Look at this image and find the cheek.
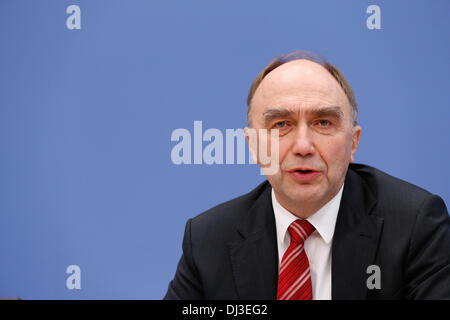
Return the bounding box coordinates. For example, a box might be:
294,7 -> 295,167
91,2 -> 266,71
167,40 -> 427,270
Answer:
317,136 -> 352,169
276,139 -> 291,163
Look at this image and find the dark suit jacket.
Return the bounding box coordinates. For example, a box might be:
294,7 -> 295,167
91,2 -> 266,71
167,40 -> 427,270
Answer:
164,163 -> 450,299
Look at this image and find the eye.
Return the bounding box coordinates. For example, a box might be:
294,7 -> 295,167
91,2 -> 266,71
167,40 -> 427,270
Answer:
274,121 -> 287,128
317,119 -> 331,127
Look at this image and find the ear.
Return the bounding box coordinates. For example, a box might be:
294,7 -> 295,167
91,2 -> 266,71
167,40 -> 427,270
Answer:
350,125 -> 361,163
244,127 -> 259,164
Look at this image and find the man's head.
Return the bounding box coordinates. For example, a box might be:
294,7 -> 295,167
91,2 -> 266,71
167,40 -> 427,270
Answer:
245,51 -> 361,218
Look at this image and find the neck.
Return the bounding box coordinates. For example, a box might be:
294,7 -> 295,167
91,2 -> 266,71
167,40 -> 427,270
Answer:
276,196 -> 324,219
273,186 -> 342,219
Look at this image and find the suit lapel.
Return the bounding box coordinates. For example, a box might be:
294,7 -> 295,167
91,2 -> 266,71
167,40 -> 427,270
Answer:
227,166 -> 384,300
228,183 -> 279,299
332,168 -> 384,299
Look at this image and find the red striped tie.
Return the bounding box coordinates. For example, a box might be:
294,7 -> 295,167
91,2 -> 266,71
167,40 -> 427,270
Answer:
277,219 -> 315,300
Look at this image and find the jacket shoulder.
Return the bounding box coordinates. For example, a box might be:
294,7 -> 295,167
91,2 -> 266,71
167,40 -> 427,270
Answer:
349,163 -> 436,212
190,180 -> 270,232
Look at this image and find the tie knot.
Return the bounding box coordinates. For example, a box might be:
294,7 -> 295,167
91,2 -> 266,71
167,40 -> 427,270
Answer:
288,219 -> 315,244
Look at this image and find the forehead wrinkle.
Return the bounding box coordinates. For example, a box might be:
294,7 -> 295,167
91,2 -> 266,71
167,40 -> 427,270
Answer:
263,105 -> 344,118
250,61 -> 352,126
256,85 -> 346,116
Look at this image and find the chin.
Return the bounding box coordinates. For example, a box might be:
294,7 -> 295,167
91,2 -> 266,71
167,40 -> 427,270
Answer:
292,190 -> 322,204
286,183 -> 324,203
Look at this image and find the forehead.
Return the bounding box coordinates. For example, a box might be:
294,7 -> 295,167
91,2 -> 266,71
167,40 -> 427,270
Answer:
251,59 -> 349,115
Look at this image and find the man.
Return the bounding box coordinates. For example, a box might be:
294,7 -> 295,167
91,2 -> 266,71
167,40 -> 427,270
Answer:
164,51 -> 450,299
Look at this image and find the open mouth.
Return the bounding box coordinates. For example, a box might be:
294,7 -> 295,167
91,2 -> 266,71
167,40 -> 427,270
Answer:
289,168 -> 320,183
296,169 -> 314,174
288,168 -> 320,181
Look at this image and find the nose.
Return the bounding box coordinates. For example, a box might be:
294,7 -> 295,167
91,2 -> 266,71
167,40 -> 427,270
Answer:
290,124 -> 316,157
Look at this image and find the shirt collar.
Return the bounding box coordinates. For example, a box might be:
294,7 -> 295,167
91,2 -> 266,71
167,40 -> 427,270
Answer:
272,183 -> 344,245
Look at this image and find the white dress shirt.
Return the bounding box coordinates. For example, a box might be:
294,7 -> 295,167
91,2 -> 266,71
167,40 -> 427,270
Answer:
271,184 -> 344,300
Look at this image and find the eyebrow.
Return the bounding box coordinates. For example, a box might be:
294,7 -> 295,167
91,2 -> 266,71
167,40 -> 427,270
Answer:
262,106 -> 344,126
311,106 -> 344,121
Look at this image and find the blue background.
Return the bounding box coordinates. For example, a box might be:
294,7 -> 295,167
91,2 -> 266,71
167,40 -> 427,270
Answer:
0,0 -> 449,299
